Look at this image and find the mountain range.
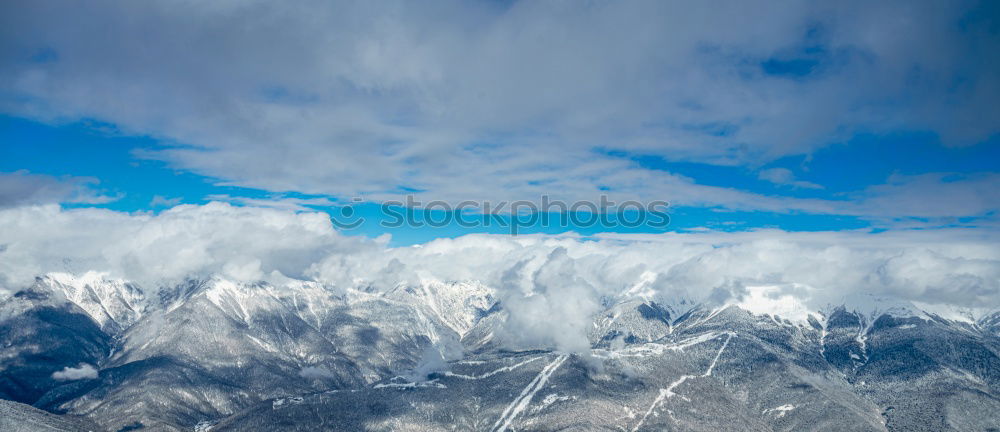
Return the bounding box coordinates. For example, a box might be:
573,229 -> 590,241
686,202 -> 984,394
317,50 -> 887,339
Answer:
2,272 -> 999,431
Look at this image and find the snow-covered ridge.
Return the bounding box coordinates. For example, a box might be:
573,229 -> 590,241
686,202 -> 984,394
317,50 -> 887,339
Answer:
41,272 -> 146,332
733,284 -> 815,324
383,280 -> 496,337
35,272 -> 499,343
701,283 -> 997,329
28,273 -> 1000,352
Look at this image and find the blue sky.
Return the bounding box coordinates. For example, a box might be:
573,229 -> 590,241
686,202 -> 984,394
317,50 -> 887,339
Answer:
1,1 -> 998,245
4,113 -> 996,245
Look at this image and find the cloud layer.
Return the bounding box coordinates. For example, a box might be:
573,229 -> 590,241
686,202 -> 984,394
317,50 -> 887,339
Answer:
2,1 -> 996,217
1,203 -> 997,352
0,202 -> 374,289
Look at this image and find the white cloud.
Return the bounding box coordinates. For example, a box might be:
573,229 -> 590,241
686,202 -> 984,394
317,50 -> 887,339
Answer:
1,204 -> 997,354
735,284 -> 815,324
309,227 -> 1000,351
1,1 -> 995,216
52,363 -> 98,381
0,202 -> 373,290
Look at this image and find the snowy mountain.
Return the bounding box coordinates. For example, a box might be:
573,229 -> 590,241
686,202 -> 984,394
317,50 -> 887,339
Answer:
1,273 -> 998,431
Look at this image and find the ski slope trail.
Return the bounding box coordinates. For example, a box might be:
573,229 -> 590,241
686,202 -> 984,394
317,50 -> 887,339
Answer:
492,354 -> 569,432
632,333 -> 734,431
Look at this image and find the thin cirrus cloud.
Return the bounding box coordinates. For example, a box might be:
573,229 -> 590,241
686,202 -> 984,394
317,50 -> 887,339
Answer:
0,0 -> 997,224
757,168 -> 823,190
0,170 -> 118,208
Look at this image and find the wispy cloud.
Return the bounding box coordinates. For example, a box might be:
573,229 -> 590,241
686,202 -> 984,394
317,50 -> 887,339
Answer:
205,194 -> 339,212
758,168 -> 823,189
149,195 -> 182,207
0,170 -> 119,208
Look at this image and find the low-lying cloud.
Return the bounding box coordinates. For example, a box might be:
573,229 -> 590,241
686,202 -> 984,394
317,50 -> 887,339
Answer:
52,363 -> 98,381
0,202 -> 375,290
1,203 -> 998,353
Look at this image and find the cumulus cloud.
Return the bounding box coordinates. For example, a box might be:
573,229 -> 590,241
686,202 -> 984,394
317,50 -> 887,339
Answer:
0,202 -> 373,290
52,363 -> 98,381
497,247 -> 603,353
307,226 -> 1000,351
1,204 -> 998,354
1,1 -> 996,212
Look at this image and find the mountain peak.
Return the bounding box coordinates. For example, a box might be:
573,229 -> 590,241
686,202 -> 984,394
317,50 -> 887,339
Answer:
39,272 -> 145,332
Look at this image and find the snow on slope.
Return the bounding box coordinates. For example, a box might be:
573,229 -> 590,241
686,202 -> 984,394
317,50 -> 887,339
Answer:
32,272 -> 1000,360
735,284 -> 815,325
384,280 -> 496,337
731,284 -> 997,329
42,272 -> 146,332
